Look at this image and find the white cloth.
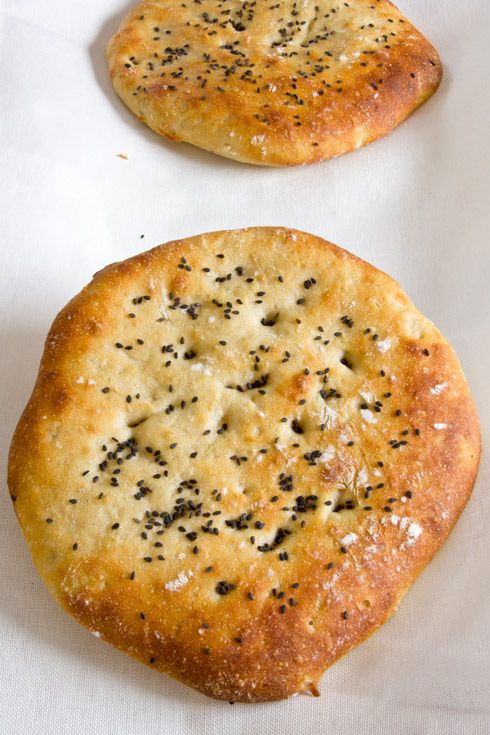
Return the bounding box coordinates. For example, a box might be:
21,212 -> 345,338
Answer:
0,1 -> 489,733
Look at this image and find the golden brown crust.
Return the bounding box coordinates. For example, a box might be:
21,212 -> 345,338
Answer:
8,228 -> 480,701
107,0 -> 442,166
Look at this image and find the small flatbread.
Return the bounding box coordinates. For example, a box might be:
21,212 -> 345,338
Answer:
9,228 -> 479,701
107,0 -> 442,165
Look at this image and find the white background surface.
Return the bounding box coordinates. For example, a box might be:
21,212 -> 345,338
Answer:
0,1 -> 489,733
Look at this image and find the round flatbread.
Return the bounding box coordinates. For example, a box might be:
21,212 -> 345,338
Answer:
9,228 -> 480,701
107,0 -> 442,166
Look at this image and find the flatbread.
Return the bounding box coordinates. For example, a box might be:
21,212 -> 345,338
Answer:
107,0 -> 442,165
9,228 -> 480,701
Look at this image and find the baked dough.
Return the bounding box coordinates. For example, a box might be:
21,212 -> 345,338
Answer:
107,0 -> 442,166
9,228 -> 480,701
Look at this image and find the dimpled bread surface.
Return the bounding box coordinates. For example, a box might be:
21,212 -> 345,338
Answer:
107,0 -> 442,165
8,228 -> 480,701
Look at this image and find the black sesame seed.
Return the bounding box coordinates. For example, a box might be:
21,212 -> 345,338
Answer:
216,580 -> 236,596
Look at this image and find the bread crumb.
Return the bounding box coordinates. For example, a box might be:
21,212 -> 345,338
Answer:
361,409 -> 377,424
165,570 -> 193,592
340,533 -> 358,546
376,338 -> 391,354
430,383 -> 448,395
407,522 -> 422,539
